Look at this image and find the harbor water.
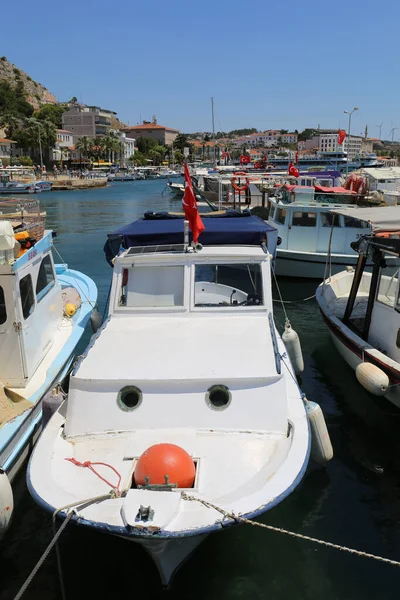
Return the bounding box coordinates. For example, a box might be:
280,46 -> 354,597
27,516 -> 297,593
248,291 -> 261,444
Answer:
1,179 -> 400,599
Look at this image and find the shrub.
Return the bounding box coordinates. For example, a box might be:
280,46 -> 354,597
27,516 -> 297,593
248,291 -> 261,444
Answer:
0,56 -> 7,61
13,68 -> 21,77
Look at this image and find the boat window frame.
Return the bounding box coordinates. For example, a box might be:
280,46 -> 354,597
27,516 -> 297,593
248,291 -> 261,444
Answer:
0,285 -> 6,325
190,259 -> 268,313
35,253 -> 56,303
291,210 -> 317,228
19,273 -> 35,320
112,261 -> 190,314
375,262 -> 397,308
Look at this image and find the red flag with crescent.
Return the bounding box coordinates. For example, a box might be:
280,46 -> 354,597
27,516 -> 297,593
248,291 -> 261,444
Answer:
182,162 -> 205,244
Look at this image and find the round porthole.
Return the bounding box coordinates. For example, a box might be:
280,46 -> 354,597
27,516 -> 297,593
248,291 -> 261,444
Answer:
206,385 -> 231,411
117,386 -> 142,411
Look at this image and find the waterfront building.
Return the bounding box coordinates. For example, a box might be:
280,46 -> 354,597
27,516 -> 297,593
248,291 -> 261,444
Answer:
122,119 -> 179,146
62,104 -> 117,141
0,137 -> 17,164
50,129 -> 74,162
119,132 -> 135,165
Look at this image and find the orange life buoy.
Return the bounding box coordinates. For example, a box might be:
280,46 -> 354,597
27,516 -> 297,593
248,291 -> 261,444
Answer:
231,171 -> 249,192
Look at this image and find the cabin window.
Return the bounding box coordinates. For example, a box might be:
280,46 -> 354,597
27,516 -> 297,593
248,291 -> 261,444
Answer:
274,207 -> 286,224
292,212 -> 316,227
0,286 -> 6,324
194,263 -> 263,307
124,265 -> 184,307
320,213 -> 340,227
19,274 -> 35,319
36,255 -> 55,302
376,266 -> 397,307
343,216 -> 368,229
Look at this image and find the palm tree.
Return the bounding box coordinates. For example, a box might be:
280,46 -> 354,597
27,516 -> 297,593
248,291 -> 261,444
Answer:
0,113 -> 21,140
75,136 -> 94,166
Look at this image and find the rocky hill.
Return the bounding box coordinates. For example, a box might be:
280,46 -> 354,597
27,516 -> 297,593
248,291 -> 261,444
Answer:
0,56 -> 57,110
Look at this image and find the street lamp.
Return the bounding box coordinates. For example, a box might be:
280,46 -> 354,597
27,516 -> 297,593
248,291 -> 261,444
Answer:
36,122 -> 43,171
344,107 -> 358,176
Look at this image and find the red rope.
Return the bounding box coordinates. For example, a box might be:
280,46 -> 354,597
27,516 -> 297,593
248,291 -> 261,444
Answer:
65,457 -> 122,494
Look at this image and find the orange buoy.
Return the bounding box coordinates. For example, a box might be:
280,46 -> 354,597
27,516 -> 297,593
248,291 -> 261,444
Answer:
134,443 -> 195,488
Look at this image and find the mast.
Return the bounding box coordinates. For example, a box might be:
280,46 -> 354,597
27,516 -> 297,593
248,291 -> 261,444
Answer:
211,97 -> 216,163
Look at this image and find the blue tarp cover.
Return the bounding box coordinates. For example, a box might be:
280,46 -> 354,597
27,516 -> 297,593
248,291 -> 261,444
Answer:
104,211 -> 277,265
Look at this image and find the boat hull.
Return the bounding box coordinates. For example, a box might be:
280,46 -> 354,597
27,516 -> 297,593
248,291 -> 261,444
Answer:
319,306 -> 400,408
275,249 -> 399,279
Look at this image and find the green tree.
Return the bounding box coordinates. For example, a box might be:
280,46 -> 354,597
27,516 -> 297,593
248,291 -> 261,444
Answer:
0,80 -> 33,118
15,118 -> 56,157
174,150 -> 184,164
75,136 -> 94,165
102,133 -> 121,163
136,136 -> 159,154
0,112 -> 21,139
298,128 -> 317,141
36,104 -> 65,128
128,151 -> 147,166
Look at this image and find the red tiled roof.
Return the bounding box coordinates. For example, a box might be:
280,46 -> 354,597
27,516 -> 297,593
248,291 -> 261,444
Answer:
57,129 -> 73,134
0,138 -> 16,143
122,123 -> 179,133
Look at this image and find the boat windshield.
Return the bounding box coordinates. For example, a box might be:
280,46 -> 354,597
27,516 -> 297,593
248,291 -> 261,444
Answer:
194,263 -> 263,307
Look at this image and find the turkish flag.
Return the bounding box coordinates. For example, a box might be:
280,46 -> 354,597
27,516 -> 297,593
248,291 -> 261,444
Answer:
288,162 -> 299,177
182,162 -> 205,244
240,155 -> 251,164
338,129 -> 346,145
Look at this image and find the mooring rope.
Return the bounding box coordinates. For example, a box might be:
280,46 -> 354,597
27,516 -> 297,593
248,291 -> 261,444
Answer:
13,491 -> 118,600
181,493 -> 400,568
273,294 -> 316,304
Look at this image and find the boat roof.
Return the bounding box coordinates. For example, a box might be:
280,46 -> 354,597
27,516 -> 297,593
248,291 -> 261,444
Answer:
330,206 -> 400,232
104,211 -> 277,265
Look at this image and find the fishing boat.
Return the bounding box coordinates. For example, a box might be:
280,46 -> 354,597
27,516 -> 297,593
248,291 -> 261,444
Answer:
267,184 -> 400,278
27,212 -> 332,585
0,174 -> 39,195
0,220 -> 97,540
34,181 -> 53,192
316,206 -> 400,408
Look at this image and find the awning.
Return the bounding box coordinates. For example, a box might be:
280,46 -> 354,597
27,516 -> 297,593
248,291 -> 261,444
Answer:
331,206 -> 400,232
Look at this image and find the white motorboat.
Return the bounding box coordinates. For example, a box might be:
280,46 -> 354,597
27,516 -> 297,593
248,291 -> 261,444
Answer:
0,221 -> 97,539
27,213 -> 332,585
268,184 -> 399,278
0,174 -> 39,195
167,181 -> 185,197
316,206 -> 400,408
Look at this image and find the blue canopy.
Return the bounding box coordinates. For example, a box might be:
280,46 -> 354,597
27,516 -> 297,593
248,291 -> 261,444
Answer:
104,211 -> 277,265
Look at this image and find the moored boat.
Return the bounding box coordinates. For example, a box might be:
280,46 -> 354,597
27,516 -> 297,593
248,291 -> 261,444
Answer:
27,212 -> 332,585
268,184 -> 400,278
316,205 -> 400,408
0,220 -> 97,540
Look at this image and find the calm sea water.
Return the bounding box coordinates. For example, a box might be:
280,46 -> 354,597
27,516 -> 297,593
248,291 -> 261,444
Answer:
1,180 -> 400,600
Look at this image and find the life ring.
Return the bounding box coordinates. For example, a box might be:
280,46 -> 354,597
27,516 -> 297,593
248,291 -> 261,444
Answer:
231,172 -> 249,192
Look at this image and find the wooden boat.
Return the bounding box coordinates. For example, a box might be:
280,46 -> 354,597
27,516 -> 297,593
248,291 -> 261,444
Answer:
0,220 -> 97,540
316,206 -> 400,407
28,212 -> 332,585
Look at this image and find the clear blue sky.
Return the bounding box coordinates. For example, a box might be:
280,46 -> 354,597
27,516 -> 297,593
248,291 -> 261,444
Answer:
2,0 -> 399,139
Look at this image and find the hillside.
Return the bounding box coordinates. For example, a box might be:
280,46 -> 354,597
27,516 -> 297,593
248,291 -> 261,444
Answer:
0,56 -> 57,110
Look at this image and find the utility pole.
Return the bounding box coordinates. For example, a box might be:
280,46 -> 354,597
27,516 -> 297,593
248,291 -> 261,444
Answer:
211,97 -> 216,164
37,122 -> 43,170
344,107 -> 359,177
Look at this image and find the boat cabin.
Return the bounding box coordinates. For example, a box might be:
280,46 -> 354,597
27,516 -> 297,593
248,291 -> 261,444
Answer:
0,227 -> 62,387
268,196 -> 369,255
328,206 -> 400,360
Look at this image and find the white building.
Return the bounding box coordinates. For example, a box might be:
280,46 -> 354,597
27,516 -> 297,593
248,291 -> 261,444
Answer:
281,133 -> 298,144
51,129 -> 74,162
319,132 -> 362,159
0,137 -> 17,164
120,132 -> 135,165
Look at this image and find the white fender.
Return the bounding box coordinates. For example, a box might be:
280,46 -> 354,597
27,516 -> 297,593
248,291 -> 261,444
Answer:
282,320 -> 304,375
0,470 -> 13,539
305,399 -> 333,465
356,362 -> 389,396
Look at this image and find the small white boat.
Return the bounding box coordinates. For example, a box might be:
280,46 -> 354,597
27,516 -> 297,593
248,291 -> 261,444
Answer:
27,213 -> 332,585
167,181 -> 185,197
268,185 -> 399,278
316,206 -> 400,407
107,173 -> 136,182
0,222 -> 97,539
